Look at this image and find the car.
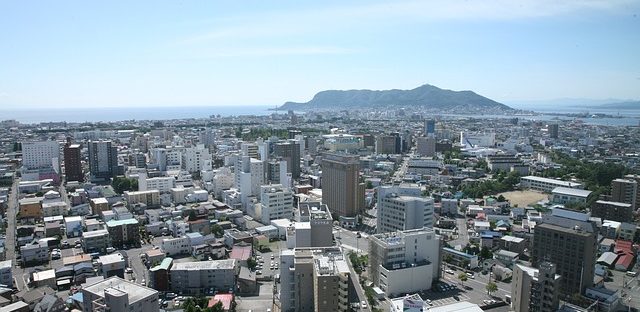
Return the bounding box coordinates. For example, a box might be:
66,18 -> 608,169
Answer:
270,255 -> 275,260
165,293 -> 177,299
466,272 -> 475,279
125,268 -> 133,274
256,270 -> 262,275
106,247 -> 116,253
360,301 -> 367,309
62,241 -> 70,248
445,269 -> 455,275
140,279 -> 146,285
626,271 -> 638,277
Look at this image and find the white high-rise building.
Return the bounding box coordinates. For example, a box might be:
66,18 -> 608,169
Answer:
377,185 -> 434,233
22,141 -> 60,169
182,145 -> 212,173
369,228 -> 441,297
260,184 -> 294,225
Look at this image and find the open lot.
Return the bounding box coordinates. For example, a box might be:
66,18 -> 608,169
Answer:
498,190 -> 547,207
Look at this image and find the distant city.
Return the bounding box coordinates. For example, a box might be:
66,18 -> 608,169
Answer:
0,103 -> 639,312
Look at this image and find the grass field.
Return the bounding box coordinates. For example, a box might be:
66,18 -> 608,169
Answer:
498,190 -> 548,207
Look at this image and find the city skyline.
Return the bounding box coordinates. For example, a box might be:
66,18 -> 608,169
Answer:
1,0 -> 640,109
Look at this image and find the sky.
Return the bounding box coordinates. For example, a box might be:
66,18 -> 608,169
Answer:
1,0 -> 639,109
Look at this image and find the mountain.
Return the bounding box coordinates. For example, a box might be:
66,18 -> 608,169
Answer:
277,84 -> 514,112
594,101 -> 640,110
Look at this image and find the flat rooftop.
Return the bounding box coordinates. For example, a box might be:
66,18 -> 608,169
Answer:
83,277 -> 157,304
171,259 -> 236,271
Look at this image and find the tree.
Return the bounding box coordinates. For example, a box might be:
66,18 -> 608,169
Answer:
211,224 -> 224,238
480,246 -> 493,260
497,195 -> 506,202
247,257 -> 257,270
112,176 -> 138,194
457,272 -> 468,286
486,282 -> 498,295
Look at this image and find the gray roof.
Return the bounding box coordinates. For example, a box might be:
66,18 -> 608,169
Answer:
552,187 -> 592,197
539,215 -> 595,234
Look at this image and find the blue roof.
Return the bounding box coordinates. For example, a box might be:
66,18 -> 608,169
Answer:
185,232 -> 203,238
443,247 -> 477,259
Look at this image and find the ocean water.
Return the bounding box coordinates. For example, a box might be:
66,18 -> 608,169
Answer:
0,105 -> 276,123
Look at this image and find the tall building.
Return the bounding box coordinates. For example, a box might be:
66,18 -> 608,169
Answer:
292,202 -> 333,248
21,141 -> 60,170
260,184 -> 294,224
375,134 -> 400,154
611,178 -> 637,210
512,262 -> 561,312
377,185 -> 434,233
182,145 -> 212,173
624,174 -> 640,210
88,140 -> 118,181
416,136 -> 436,157
63,142 -> 83,182
82,276 -> 159,312
277,247 -> 350,312
531,209 -> 597,295
369,228 -> 441,297
424,119 -> 436,135
321,153 -> 363,217
274,140 -> 301,180
591,200 -> 633,223
548,123 -> 559,139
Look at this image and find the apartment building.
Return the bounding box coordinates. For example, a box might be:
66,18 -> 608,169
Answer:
169,259 -> 238,295
369,228 -> 441,297
63,142 -> 83,182
274,140 -> 301,179
88,140 -> 118,181
611,178 -> 637,210
21,141 -> 60,170
124,190 -> 161,208
82,229 -> 111,253
106,219 -> 140,247
591,200 -> 633,223
278,247 -> 350,312
82,277 -> 159,312
512,262 -> 561,312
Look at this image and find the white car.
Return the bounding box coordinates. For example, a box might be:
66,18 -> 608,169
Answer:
360,301 -> 368,309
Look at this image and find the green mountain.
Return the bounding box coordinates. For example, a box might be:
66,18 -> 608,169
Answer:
278,84 -> 513,111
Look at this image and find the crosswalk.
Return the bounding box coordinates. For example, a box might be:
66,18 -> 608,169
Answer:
424,291 -> 471,307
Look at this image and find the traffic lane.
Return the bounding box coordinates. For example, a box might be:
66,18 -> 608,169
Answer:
335,229 -> 369,254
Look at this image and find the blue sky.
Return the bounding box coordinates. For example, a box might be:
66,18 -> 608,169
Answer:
1,0 -> 639,108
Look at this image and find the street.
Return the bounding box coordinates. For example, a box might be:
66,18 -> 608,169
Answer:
6,179 -> 18,289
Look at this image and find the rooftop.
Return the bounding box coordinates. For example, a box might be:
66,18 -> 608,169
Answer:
171,259 -> 237,271
106,218 -> 139,227
83,277 -> 157,304
552,187 -> 592,197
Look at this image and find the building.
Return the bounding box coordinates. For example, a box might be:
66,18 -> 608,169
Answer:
63,142 -> 83,182
274,140 -> 301,179
294,202 -> 333,248
548,123 -> 559,138
591,200 -> 633,223
235,156 -> 265,198
124,190 -> 161,208
442,247 -> 479,269
88,140 -> 118,181
22,141 -> 60,170
520,176 -> 583,193
97,253 -> 126,278
424,119 -> 436,135
406,158 -> 442,176
0,260 -> 12,287
277,247 -> 350,312
90,197 -> 110,214
182,145 -> 212,173
17,197 -> 43,220
20,241 -> 49,265
416,136 -> 436,157
532,209 -> 597,295
369,228 -> 441,297
82,229 -> 111,253
375,135 -> 399,154
551,187 -> 592,205
139,176 -> 175,192
106,219 -> 140,248
161,236 -> 190,256
42,201 -> 68,217
512,262 -> 561,312
376,185 -> 434,233
321,153 -> 364,217
460,132 -> 495,148
486,154 -> 522,172
260,184 -> 294,224
149,257 -> 173,291
82,276 -> 159,312
623,174 -> 640,210
169,259 -> 238,295
610,178 -> 637,210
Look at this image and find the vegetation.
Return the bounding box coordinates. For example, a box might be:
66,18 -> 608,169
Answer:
112,176 -> 138,194
247,257 -> 258,270
349,252 -> 368,275
461,171 -> 520,198
457,272 -> 468,286
486,282 -> 498,296
182,297 -> 224,312
480,246 -> 493,260
211,224 -> 224,238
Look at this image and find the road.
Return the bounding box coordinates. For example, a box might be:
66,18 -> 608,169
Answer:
448,217 -> 469,248
343,249 -> 370,312
335,227 -> 370,255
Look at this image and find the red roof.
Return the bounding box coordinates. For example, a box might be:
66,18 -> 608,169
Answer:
208,294 -> 233,310
615,253 -> 634,270
615,240 -> 634,253
229,245 -> 252,261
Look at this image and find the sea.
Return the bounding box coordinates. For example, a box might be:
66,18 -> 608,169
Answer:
0,105 -> 638,126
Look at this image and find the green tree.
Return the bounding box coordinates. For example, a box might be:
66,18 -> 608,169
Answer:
486,282 -> 498,295
112,176 -> 138,194
247,257 -> 257,270
211,224 -> 224,238
458,272 -> 468,286
480,246 -> 493,260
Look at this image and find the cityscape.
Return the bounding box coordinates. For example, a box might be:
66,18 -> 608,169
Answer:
1,1 -> 640,312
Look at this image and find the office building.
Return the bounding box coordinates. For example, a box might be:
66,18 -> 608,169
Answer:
82,276 -> 159,312
377,185 -> 434,233
169,259 -> 238,295
274,140 -> 301,179
235,156 -> 265,198
63,142 -> 83,182
321,153 -> 364,217
611,178 -> 637,210
290,202 -> 333,248
182,145 -> 212,173
424,119 -> 436,135
375,135 -> 399,154
88,140 -> 118,181
416,136 -> 436,157
369,228 -> 441,297
591,200 -> 633,223
277,247 -> 350,312
532,209 -> 597,295
260,184 -> 294,224
512,262 -> 560,312
548,123 -> 559,139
